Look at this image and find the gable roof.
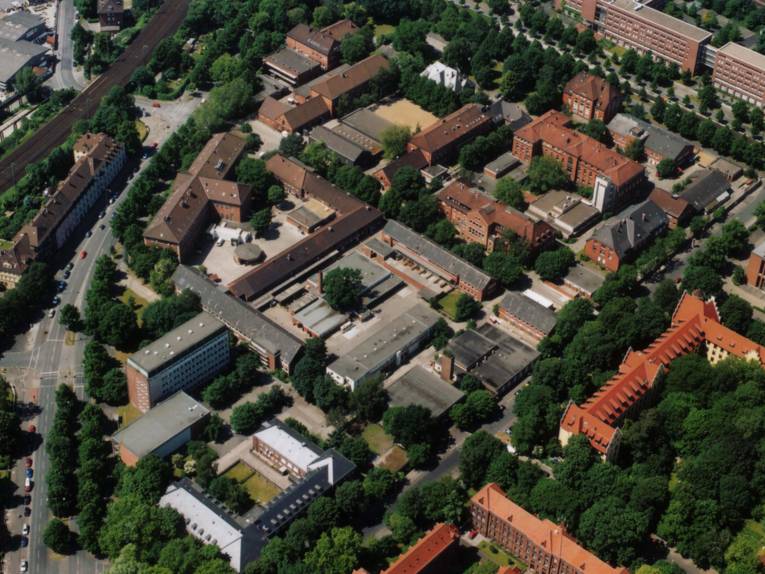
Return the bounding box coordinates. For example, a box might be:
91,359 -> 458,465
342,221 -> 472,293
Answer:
409,103 -> 491,154
565,72 -> 619,112
382,523 -> 460,574
499,291 -> 557,336
589,200 -> 667,258
310,54 -> 389,101
679,169 -> 730,212
648,187 -> 692,220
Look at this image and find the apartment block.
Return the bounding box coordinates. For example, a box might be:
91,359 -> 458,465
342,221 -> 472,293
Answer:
563,72 -> 622,123
563,0 -> 711,72
471,483 -> 629,574
381,523 -> 460,574
125,312 -> 230,412
437,180 -> 556,251
285,20 -> 357,70
512,110 -> 645,213
712,42 -> 765,108
559,293 -> 765,460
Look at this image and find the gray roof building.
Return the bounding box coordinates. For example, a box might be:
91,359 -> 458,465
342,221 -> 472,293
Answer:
326,302 -> 440,389
309,125 -> 368,165
679,169 -> 731,213
382,220 -> 493,291
563,264 -> 605,298
484,151 -> 521,179
0,38 -> 48,89
0,11 -> 46,41
112,391 -> 209,460
171,266 -> 302,372
589,200 -> 668,259
487,99 -> 532,131
499,291 -> 558,337
607,113 -> 693,163
387,365 -> 464,418
340,107 -> 395,141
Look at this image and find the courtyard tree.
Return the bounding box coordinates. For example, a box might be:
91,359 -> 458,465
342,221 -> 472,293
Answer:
323,267 -> 363,311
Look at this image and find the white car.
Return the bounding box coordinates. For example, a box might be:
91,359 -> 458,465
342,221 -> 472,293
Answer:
22,524 -> 29,536
19,560 -> 28,572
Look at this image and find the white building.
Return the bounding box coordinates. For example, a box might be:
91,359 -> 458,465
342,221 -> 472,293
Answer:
420,61 -> 472,93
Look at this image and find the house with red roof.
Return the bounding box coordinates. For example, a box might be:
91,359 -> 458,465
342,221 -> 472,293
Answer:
563,72 -> 622,124
559,293 -> 765,460
381,523 -> 460,574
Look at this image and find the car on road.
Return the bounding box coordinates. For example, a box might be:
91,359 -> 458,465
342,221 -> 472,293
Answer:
25,468 -> 32,479
19,559 -> 27,572
23,496 -> 31,505
22,524 -> 29,536
23,507 -> 30,517
63,269 -> 71,279
48,309 -> 55,319
24,478 -> 32,492
20,536 -> 28,547
80,250 -> 87,259
24,458 -> 32,468
86,230 -> 93,237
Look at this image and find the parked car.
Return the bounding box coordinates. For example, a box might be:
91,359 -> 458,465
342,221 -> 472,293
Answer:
52,296 -> 60,306
25,468 -> 32,479
24,478 -> 32,492
24,458 -> 32,468
86,230 -> 93,238
99,224 -> 106,230
65,262 -> 74,271
48,309 -> 55,319
23,507 -> 30,517
80,250 -> 87,259
23,495 -> 31,505
22,524 -> 29,536
467,530 -> 478,539
63,270 -> 71,279
20,536 -> 28,547
19,560 -> 28,572
28,425 -> 35,434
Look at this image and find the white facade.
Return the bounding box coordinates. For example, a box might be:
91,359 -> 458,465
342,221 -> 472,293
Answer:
420,61 -> 471,93
591,175 -> 616,213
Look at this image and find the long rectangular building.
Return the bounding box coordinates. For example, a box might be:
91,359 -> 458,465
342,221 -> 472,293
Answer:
712,42 -> 765,108
471,483 -> 629,574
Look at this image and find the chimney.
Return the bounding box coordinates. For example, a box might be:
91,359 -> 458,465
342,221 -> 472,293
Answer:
317,271 -> 323,293
440,352 -> 454,382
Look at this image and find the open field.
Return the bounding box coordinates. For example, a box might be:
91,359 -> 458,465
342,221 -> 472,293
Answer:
371,99 -> 439,132
363,423 -> 394,455
119,288 -> 150,325
438,290 -> 462,320
244,471 -> 281,504
378,445 -> 408,472
374,24 -> 395,40
224,461 -> 255,482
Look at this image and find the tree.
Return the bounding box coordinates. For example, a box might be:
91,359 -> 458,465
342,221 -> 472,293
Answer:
58,304 -> 81,331
43,519 -> 74,554
451,390 -> 499,430
579,119 -> 610,143
267,185 -> 285,206
119,455 -> 172,504
719,295 -> 753,334
483,251 -> 523,287
460,431 -> 505,488
383,405 -> 433,448
656,158 -> 677,179
304,527 -> 362,574
527,156 -> 569,193
322,267 -> 363,311
494,178 -> 526,210
250,208 -> 272,238
279,134 -> 305,158
350,377 -> 388,422
341,27 -> 374,64
534,248 -> 575,281
454,293 -> 481,322
623,138 -> 645,162
13,67 -> 42,102
379,125 -> 411,159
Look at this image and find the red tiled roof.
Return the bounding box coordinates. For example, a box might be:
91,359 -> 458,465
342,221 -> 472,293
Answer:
381,523 -> 460,574
409,103 -> 492,154
565,72 -> 619,113
310,54 -> 389,101
649,188 -> 692,220
515,110 -> 644,188
562,293 -> 765,454
472,484 -> 629,574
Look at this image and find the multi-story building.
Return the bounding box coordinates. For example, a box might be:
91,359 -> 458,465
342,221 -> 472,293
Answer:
563,72 -> 622,123
285,20 -> 358,70
471,483 -> 629,574
437,180 -> 555,251
559,293 -> 765,460
560,0 -> 712,72
143,132 -> 251,261
111,391 -> 209,466
381,523 -> 460,574
498,291 -> 558,342
0,132 -> 125,287
712,42 -> 765,108
512,110 -> 645,213
308,54 -> 389,115
584,200 -> 668,272
97,0 -> 124,31
608,113 -> 695,167
125,312 -> 230,412
746,241 -> 765,289
407,103 -> 494,166
373,219 -> 497,301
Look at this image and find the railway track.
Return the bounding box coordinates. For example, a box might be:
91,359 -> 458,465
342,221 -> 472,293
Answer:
0,0 -> 191,193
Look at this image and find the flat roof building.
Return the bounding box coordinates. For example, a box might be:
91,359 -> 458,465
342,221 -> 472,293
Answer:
326,303 -> 441,390
713,42 -> 765,109
126,312 -> 230,412
526,190 -> 600,238
171,266 -> 303,373
112,392 -> 209,466
387,365 -> 465,419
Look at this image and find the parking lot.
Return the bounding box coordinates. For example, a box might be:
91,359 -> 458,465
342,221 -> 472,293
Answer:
248,119 -> 283,154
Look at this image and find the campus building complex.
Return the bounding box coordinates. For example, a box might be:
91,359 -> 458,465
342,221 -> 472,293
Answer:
563,72 -> 622,124
0,132 -> 126,288
471,483 -> 629,574
512,111 -> 645,213
712,43 -> 765,108
437,180 -> 556,251
125,312 -> 230,412
559,293 -> 765,460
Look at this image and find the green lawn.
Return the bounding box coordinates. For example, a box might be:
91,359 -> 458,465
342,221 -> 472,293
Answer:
243,472 -> 280,505
478,541 -> 527,570
0,239 -> 13,250
438,290 -> 462,321
374,24 -> 395,40
224,461 -> 255,483
363,423 -> 394,455
116,403 -> 142,428
119,288 -> 150,325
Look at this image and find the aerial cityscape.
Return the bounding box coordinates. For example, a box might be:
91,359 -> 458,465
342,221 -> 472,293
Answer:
1,0 -> 765,572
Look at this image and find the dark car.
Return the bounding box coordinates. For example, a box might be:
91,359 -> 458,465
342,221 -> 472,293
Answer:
24,458 -> 32,468
23,496 -> 31,505
23,507 -> 30,517
20,536 -> 28,547
24,469 -> 32,479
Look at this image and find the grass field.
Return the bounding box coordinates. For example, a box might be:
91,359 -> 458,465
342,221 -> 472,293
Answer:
379,445 -> 408,472
119,288 -> 150,325
438,290 -> 462,320
243,472 -> 280,504
224,461 -> 255,483
135,120 -> 149,142
363,423 -> 394,455
372,99 -> 439,132
0,238 -> 13,250
116,403 -> 142,427
374,24 -> 395,40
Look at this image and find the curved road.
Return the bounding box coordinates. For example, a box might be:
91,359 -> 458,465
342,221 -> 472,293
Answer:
0,0 -> 191,193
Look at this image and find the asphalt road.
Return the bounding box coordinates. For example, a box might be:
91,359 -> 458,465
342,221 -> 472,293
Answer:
48,0 -> 84,91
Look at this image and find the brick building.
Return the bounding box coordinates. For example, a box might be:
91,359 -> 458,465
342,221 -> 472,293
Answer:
308,54 -> 389,115
746,241 -> 765,289
498,291 -> 557,341
607,113 -> 695,167
560,0 -> 712,72
563,72 -> 622,123
143,133 -> 251,261
97,0 -> 124,31
407,103 -> 494,166
437,180 -> 555,251
512,110 -> 645,213
285,20 -> 358,70
584,200 -> 668,272
559,293 -> 765,460
258,96 -> 331,134
648,187 -> 693,228
471,483 -> 629,574
712,42 -> 765,109
125,312 -> 230,412
381,523 -> 460,574
0,132 -> 125,287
